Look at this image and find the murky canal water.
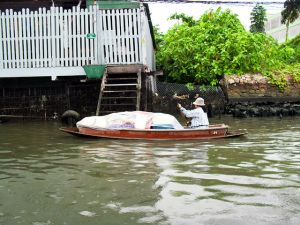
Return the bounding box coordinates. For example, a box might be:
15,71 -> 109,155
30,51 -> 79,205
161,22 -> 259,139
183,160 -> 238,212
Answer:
0,116 -> 300,225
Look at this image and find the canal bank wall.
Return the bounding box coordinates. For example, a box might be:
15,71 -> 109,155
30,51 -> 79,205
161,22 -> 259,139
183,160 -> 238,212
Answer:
0,76 -> 151,122
220,74 -> 300,117
0,77 -> 100,121
152,82 -> 226,117
153,74 -> 300,118
1,74 -> 300,121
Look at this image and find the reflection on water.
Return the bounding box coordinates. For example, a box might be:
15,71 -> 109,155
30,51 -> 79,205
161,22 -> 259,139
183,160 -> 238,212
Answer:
0,117 -> 300,225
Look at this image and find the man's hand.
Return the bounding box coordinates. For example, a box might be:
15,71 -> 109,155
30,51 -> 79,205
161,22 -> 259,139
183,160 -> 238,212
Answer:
177,103 -> 182,109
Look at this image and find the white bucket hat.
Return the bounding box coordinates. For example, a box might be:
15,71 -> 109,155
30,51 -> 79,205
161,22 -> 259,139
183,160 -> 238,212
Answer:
193,97 -> 205,106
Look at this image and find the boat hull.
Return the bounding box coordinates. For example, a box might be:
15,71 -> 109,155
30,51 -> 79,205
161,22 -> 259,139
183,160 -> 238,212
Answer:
59,125 -> 247,140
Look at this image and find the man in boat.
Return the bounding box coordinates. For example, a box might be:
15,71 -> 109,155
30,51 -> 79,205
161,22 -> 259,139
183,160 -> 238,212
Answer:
177,97 -> 209,128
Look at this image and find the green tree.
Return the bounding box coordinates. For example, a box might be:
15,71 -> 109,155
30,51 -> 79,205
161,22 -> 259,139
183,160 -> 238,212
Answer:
281,33 -> 300,63
281,0 -> 300,42
168,13 -> 196,27
153,25 -> 165,71
250,4 -> 267,33
153,25 -> 164,48
156,8 -> 288,86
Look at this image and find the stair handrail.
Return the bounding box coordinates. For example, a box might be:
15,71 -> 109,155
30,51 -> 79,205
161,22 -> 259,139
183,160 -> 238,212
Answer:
136,69 -> 142,111
96,69 -> 108,116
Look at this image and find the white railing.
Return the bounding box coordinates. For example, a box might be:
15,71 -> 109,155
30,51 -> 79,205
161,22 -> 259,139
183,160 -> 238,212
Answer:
140,7 -> 155,71
0,5 -> 154,76
98,8 -> 142,65
0,6 -> 98,69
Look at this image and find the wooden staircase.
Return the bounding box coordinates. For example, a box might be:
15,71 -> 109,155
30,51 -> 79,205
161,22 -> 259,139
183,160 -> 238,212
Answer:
96,69 -> 142,115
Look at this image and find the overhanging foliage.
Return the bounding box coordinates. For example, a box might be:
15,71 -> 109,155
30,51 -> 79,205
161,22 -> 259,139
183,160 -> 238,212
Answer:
155,8 -> 299,89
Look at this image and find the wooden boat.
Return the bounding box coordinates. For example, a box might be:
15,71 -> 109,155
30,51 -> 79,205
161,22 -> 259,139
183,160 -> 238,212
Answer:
59,124 -> 247,140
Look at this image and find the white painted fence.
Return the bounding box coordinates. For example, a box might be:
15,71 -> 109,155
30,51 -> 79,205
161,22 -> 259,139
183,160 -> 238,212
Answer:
0,5 -> 155,78
97,8 -> 142,65
0,7 -> 97,69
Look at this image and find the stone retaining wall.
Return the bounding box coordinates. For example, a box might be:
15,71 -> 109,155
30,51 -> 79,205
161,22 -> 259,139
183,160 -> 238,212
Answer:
221,74 -> 300,101
220,74 -> 300,117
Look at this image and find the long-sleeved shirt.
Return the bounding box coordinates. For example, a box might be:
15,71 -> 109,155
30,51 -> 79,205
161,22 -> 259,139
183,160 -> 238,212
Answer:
180,106 -> 209,128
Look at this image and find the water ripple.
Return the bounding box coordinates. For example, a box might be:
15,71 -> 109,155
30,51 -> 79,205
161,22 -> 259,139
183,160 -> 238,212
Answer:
1,118 -> 300,224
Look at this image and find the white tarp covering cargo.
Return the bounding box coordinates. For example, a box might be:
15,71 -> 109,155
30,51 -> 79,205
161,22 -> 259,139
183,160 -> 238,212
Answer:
76,111 -> 184,130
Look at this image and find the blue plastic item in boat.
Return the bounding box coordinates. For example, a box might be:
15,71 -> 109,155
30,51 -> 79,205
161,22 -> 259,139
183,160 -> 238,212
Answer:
150,124 -> 174,129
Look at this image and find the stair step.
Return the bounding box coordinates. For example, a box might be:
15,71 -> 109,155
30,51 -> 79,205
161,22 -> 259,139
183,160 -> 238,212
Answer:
102,97 -> 137,99
101,103 -> 136,106
107,78 -> 137,81
105,84 -> 137,87
97,71 -> 141,115
103,90 -> 137,93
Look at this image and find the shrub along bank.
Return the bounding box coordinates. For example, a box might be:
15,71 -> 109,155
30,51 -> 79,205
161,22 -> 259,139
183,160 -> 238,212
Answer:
154,8 -> 300,117
155,8 -> 300,93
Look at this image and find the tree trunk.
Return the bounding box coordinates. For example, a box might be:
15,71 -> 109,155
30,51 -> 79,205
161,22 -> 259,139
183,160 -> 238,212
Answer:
285,21 -> 290,42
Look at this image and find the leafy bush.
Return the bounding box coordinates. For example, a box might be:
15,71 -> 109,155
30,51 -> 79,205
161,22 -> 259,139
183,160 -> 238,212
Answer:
267,34 -> 300,90
267,63 -> 300,90
282,34 -> 300,63
156,8 -> 296,87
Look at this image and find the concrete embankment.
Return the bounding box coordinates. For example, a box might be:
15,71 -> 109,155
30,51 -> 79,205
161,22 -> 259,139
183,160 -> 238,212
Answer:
1,74 -> 300,120
220,74 -> 300,118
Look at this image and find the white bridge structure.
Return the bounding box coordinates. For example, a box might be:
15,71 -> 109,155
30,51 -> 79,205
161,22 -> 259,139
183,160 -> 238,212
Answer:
0,4 -> 155,79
